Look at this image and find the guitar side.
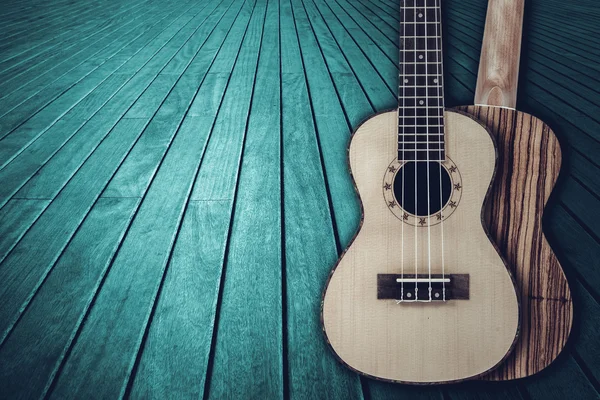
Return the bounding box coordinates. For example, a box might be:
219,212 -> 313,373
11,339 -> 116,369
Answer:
457,105 -> 573,380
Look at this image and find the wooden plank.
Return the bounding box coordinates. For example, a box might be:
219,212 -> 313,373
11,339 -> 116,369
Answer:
0,75 -> 130,207
546,206 -> 600,299
101,0 -> 248,200
0,0 -> 143,77
201,3 -> 283,398
0,0 -> 79,36
46,1 -> 258,396
0,0 -> 202,167
0,2 -> 106,62
90,18 -> 252,398
0,0 -> 72,27
306,0 -> 395,110
6,1 -> 230,202
126,2 -> 265,396
0,0 -> 155,113
0,197 -> 139,399
0,0 -> 91,41
0,118 -> 148,345
522,355 -> 599,400
569,279 -> 600,385
190,0 -> 266,202
357,0 -> 398,31
288,0 -> 359,247
0,0 -> 204,140
127,199 -> 231,398
368,382 -> 441,400
0,2 -> 197,138
448,383 -> 524,400
47,115 -> 212,399
334,0 -> 397,62
0,1 -> 251,395
281,71 -> 361,399
557,178 -> 600,247
0,199 -> 49,262
318,0 -> 397,91
291,0 -> 372,128
11,77 -> 183,201
102,0 -> 254,200
0,0 -> 145,78
281,2 -> 363,398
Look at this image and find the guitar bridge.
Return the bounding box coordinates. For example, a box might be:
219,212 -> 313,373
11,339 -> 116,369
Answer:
377,274 -> 469,302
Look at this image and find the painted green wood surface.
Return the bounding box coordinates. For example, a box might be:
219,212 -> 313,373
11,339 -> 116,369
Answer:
0,0 -> 599,399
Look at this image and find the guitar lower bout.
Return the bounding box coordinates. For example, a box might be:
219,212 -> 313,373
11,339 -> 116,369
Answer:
322,110 -> 520,384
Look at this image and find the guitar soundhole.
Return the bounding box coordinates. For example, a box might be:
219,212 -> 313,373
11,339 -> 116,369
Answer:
393,162 -> 452,217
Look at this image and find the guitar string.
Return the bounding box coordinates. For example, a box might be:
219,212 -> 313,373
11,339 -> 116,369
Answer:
436,0 -> 446,301
425,0 -> 433,302
413,3 -> 419,302
400,1 -> 405,302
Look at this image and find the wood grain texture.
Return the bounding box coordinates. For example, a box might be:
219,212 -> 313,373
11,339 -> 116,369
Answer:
457,105 -> 573,381
282,0 -> 364,397
474,0 -> 525,108
322,110 -> 520,384
0,197 -> 139,399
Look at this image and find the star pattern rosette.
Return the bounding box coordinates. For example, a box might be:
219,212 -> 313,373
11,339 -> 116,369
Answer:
382,156 -> 463,227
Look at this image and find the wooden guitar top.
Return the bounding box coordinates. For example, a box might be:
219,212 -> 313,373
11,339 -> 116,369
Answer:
322,110 -> 520,384
456,105 -> 573,380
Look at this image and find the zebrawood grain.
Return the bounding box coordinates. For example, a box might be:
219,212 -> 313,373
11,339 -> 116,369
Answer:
457,105 -> 573,381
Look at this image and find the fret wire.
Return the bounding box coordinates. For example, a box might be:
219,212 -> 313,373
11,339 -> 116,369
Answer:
397,149 -> 444,151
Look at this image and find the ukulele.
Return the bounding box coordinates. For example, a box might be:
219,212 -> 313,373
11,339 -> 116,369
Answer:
456,0 -> 572,380
322,0 -> 519,384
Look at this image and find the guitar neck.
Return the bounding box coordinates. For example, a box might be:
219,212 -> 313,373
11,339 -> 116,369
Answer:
474,0 -> 525,108
398,0 -> 445,162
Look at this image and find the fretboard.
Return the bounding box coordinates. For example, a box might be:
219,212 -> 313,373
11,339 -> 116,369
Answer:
398,0 -> 445,162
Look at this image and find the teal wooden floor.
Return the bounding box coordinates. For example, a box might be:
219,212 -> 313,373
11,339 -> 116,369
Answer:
0,0 -> 599,398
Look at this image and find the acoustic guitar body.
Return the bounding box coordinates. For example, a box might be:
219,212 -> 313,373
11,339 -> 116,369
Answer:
322,110 -> 520,384
457,106 -> 573,380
